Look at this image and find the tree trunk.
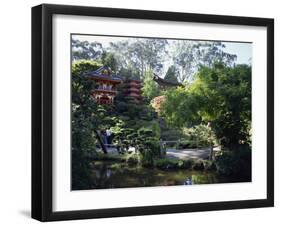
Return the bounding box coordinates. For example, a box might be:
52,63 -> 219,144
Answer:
209,145 -> 213,160
94,130 -> 107,154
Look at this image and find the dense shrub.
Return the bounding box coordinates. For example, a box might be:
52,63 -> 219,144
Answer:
161,64 -> 252,149
136,128 -> 161,166
215,144 -> 251,179
124,153 -> 140,165
92,152 -> 122,161
154,158 -> 194,170
158,117 -> 184,141
178,140 -> 197,149
111,118 -> 137,153
181,124 -> 217,148
72,60 -> 103,189
140,150 -> 155,167
154,158 -> 179,170
112,123 -> 161,167
203,160 -> 217,171
192,160 -> 205,170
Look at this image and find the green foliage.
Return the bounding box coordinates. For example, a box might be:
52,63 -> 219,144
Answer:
72,60 -> 105,189
172,41 -> 197,82
72,38 -> 236,84
111,122 -> 161,167
123,153 -> 140,165
172,41 -> 237,82
118,67 -> 141,80
161,86 -> 200,127
215,144 -> 251,179
70,37 -> 253,190
108,38 -> 168,77
158,118 -> 185,141
178,140 -> 198,149
110,116 -> 161,163
115,84 -> 156,121
139,120 -> 161,139
160,129 -> 183,141
112,87 -> 160,160
110,163 -> 124,170
141,69 -> 160,101
154,158 -> 215,171
112,126 -> 135,153
101,52 -> 118,72
92,152 -> 122,162
203,160 -> 217,171
195,42 -> 237,67
162,63 -> 251,148
136,128 -> 161,166
72,60 -> 102,77
110,118 -> 136,152
72,39 -> 104,61
196,63 -> 251,148
192,160 -> 205,170
154,158 -> 194,170
181,124 -> 217,147
154,158 -> 179,170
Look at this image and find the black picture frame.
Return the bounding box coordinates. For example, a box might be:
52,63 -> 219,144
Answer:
32,3 -> 274,222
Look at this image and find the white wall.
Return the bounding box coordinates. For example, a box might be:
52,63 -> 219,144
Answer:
0,0 -> 279,225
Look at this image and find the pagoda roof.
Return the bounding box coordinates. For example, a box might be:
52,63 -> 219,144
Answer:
125,79 -> 142,83
84,66 -> 123,83
126,87 -> 140,91
125,93 -> 142,98
153,73 -> 183,88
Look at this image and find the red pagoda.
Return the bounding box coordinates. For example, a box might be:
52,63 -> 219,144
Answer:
124,79 -> 142,102
85,66 -> 122,104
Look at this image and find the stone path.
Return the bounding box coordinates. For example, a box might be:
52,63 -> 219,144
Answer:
166,148 -> 214,160
98,146 -> 219,160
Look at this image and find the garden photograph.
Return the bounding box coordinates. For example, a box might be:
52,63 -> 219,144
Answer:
71,34 -> 252,190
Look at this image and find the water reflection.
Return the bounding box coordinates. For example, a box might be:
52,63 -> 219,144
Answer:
86,161 -> 242,190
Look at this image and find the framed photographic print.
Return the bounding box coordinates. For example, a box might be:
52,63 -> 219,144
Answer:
32,4 -> 274,221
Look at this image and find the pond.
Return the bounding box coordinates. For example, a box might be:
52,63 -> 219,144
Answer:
82,160 -> 244,190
